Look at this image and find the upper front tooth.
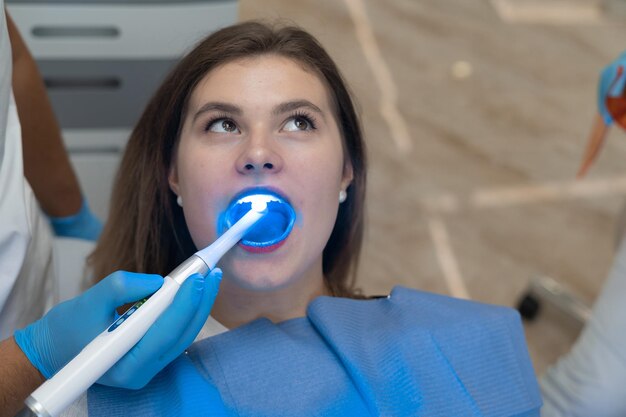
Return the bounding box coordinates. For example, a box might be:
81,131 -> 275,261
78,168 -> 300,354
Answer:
237,194 -> 281,204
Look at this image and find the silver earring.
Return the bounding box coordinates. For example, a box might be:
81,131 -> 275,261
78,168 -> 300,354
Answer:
339,190 -> 347,203
176,195 -> 183,207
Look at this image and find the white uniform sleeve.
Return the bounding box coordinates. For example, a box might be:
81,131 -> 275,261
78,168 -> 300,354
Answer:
0,3 -> 57,339
541,234 -> 626,416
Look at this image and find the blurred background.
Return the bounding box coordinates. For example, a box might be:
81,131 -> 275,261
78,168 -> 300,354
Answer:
7,0 -> 626,375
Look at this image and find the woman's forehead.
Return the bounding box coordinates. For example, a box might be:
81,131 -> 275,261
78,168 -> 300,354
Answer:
188,55 -> 334,113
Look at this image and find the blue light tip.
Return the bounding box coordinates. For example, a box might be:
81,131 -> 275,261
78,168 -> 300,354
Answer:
221,190 -> 295,248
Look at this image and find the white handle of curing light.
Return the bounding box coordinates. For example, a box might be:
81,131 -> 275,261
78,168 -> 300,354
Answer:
26,204 -> 267,417
26,256 -> 209,417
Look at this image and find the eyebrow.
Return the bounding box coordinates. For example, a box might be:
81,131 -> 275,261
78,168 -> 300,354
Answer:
192,99 -> 324,123
272,100 -> 324,117
192,102 -> 242,123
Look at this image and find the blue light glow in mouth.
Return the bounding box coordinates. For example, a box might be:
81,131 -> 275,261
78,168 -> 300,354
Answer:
221,189 -> 296,248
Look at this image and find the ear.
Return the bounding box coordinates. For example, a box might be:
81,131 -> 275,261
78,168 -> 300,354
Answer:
341,160 -> 354,191
168,162 -> 180,197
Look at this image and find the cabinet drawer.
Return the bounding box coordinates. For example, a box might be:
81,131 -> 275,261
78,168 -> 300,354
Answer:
39,59 -> 175,129
6,1 -> 238,59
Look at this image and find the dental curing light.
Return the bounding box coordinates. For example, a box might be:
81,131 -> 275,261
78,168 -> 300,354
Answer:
25,194 -> 282,417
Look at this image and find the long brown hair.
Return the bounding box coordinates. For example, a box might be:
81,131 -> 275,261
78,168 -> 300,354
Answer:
89,21 -> 367,297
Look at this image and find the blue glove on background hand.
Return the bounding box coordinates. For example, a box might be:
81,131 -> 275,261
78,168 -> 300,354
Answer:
14,268 -> 222,389
598,51 -> 626,126
48,197 -> 103,241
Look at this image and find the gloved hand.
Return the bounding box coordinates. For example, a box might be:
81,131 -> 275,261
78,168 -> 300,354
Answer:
598,51 -> 626,126
48,197 -> 103,241
14,268 -> 222,389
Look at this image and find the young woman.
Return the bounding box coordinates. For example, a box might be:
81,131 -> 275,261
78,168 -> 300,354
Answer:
78,21 -> 540,416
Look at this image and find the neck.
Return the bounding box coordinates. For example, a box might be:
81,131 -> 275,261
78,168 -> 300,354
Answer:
210,269 -> 329,329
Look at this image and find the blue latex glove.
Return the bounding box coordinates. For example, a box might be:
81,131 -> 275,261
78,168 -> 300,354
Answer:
598,51 -> 626,125
14,268 -> 222,389
48,197 -> 103,241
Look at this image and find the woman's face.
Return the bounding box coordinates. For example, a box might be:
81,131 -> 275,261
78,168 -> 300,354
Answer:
169,55 -> 352,291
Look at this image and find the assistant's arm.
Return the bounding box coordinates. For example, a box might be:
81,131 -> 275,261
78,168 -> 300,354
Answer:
6,9 -> 82,218
0,338 -> 45,417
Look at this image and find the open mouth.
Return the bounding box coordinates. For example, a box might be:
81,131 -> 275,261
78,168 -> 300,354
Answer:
220,188 -> 296,251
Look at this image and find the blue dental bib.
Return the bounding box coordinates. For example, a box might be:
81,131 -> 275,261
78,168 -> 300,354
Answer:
88,287 -> 541,416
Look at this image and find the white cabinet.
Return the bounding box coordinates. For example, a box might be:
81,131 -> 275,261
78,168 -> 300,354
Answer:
7,0 -> 238,220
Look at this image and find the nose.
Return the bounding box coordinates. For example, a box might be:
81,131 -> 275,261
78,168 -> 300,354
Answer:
236,134 -> 284,175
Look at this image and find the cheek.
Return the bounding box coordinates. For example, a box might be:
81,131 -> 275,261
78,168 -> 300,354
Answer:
311,146 -> 345,196
177,155 -> 230,248
300,156 -> 344,234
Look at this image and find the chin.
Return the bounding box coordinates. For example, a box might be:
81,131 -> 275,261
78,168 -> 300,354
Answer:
226,272 -> 293,292
219,249 -> 295,290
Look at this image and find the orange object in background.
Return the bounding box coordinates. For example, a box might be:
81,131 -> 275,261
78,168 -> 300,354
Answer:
606,95 -> 626,129
577,63 -> 626,178
577,114 -> 611,178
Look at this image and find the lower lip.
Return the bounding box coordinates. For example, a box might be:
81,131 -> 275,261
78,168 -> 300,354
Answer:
239,238 -> 287,253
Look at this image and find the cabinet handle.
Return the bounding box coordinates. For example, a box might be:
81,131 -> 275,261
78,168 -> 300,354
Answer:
44,77 -> 121,90
32,26 -> 120,39
68,146 -> 122,154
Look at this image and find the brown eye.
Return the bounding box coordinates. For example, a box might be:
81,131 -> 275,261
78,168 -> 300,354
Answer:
206,118 -> 240,134
221,120 -> 237,132
294,118 -> 308,130
284,115 -> 315,132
